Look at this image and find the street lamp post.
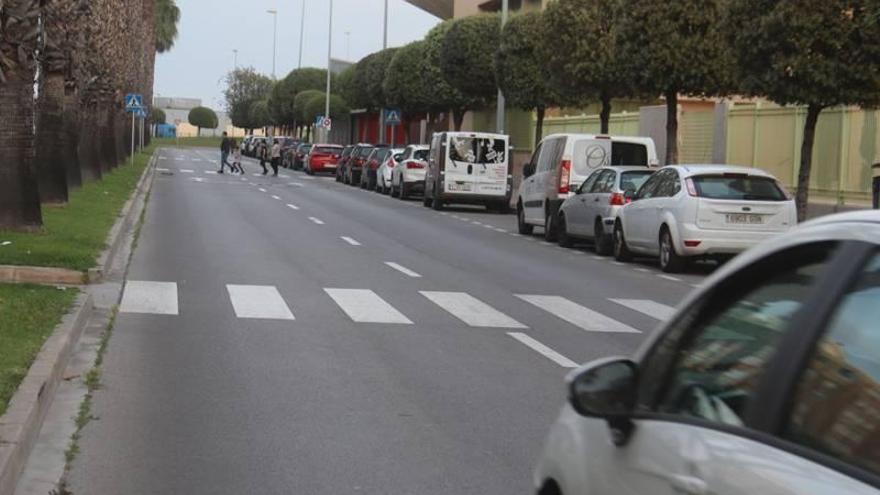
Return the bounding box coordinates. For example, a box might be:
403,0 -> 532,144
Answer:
298,0 -> 306,68
232,49 -> 238,69
324,0 -> 333,142
496,0 -> 508,133
379,0 -> 389,143
267,9 -> 278,79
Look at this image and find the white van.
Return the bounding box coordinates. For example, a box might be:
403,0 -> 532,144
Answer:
423,132 -> 512,212
516,133 -> 658,239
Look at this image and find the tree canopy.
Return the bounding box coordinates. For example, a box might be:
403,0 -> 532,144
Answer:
364,47 -> 398,110
151,107 -> 166,125
155,0 -> 181,53
188,106 -> 218,133
349,52 -> 377,110
304,93 -> 349,124
224,67 -> 273,130
294,90 -> 325,124
439,13 -> 500,103
424,19 -> 482,130
384,40 -> 430,115
248,100 -> 271,129
335,65 -> 357,109
269,68 -> 331,126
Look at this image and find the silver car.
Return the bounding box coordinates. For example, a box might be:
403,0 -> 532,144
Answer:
556,166 -> 654,254
535,210 -> 880,495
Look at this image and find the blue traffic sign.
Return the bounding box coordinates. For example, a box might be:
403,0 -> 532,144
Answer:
384,108 -> 401,126
135,107 -> 147,118
315,115 -> 324,126
124,93 -> 143,112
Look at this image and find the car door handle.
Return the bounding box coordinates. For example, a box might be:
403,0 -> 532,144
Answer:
670,474 -> 708,495
593,198 -> 600,202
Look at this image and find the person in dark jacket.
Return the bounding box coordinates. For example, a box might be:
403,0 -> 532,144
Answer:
219,132 -> 232,174
258,140 -> 269,175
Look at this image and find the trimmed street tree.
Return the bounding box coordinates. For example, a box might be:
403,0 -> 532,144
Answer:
269,68 -> 330,133
440,13 -> 500,104
248,100 -> 272,134
617,0 -> 732,165
188,106 -> 218,136
294,90 -> 324,140
336,65 -> 357,109
424,20 -> 482,131
497,11 -> 560,145
539,0 -> 626,134
365,47 -> 398,111
350,53 -> 378,111
152,107 -> 167,135
384,41 -> 431,116
304,93 -> 349,126
729,0 -> 880,221
224,67 -> 273,132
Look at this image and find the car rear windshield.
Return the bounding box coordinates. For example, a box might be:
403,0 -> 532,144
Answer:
375,150 -> 391,161
691,174 -> 787,201
413,149 -> 429,160
315,146 -> 341,154
359,147 -> 374,158
620,170 -> 654,192
611,142 -> 648,166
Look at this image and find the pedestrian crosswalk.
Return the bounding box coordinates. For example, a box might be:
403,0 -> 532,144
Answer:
120,280 -> 673,333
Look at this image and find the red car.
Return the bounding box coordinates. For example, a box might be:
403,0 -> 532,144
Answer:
306,144 -> 344,175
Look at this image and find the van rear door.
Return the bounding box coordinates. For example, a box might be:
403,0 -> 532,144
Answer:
443,135 -> 509,197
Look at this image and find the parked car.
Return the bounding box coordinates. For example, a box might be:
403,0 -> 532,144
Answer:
240,135 -> 253,153
280,138 -> 300,168
423,132 -> 512,212
391,145 -> 430,199
247,136 -> 267,157
613,165 -> 796,272
335,145 -> 355,182
556,167 -> 656,254
360,147 -> 393,190
291,143 -> 312,170
377,148 -> 404,194
343,144 -> 373,185
517,134 -> 659,241
306,144 -> 344,175
535,210 -> 880,495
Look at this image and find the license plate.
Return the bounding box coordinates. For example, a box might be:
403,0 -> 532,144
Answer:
726,213 -> 763,224
448,182 -> 472,192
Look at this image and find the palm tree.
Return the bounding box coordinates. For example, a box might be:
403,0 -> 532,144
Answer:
156,0 -> 180,53
0,0 -> 44,230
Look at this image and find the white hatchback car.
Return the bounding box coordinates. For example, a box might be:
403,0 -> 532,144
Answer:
391,145 -> 430,199
614,165 -> 796,272
377,148 -> 404,194
535,211 -> 880,495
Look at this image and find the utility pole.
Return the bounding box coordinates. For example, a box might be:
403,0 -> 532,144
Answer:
298,0 -> 306,68
379,0 -> 389,143
496,0 -> 508,134
324,0 -> 333,142
267,9 -> 278,78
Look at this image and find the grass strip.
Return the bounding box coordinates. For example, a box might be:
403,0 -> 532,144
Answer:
0,145 -> 155,271
0,283 -> 78,415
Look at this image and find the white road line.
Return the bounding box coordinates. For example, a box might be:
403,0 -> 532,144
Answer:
516,295 -> 640,333
324,289 -> 412,324
340,236 -> 361,246
483,224 -> 494,229
156,167 -> 170,172
271,195 -> 281,200
592,256 -> 603,260
180,169 -> 194,173
634,267 -> 652,273
226,285 -> 295,320
471,221 -> 483,225
609,299 -> 675,321
439,212 -> 448,216
286,203 -> 300,210
259,188 -> 267,192
384,262 -> 422,278
494,228 -> 507,233
658,274 -> 683,282
507,332 -> 579,368
691,284 -> 702,289
174,157 -> 184,161
541,241 -> 554,246
308,217 -> 325,225
204,170 -> 216,174
191,158 -> 202,162
611,261 -> 626,266
120,281 -> 178,315
158,156 -> 168,160
290,182 -> 305,187
302,176 -> 316,180
421,291 -> 526,328
280,174 -> 290,178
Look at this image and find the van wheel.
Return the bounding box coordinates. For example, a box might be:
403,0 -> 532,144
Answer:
517,205 -> 533,235
544,211 -> 558,242
594,220 -> 613,256
557,215 -> 574,248
423,186 -> 433,208
613,223 -> 633,262
659,228 -> 686,273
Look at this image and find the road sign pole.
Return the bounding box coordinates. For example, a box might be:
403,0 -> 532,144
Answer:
391,125 -> 395,147
131,112 -> 136,166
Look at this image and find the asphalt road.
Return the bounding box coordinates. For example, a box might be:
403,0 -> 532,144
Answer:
68,146 -> 709,494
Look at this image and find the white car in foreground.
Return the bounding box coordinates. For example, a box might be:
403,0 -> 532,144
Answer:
535,211 -> 880,495
391,145 -> 430,199
614,165 -> 796,272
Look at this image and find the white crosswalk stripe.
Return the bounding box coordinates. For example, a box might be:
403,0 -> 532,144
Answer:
226,285 -> 295,320
120,281 -> 178,315
507,332 -> 579,368
420,291 -> 526,328
324,289 -> 412,324
516,295 -> 640,333
609,299 -> 675,321
384,262 -> 421,278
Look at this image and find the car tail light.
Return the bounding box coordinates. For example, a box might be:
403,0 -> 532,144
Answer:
610,192 -> 627,206
407,161 -> 425,169
559,160 -> 572,194
684,240 -> 702,247
686,178 -> 698,197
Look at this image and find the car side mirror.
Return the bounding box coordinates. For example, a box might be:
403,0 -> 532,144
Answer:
568,357 -> 638,445
624,190 -> 636,202
523,163 -> 535,178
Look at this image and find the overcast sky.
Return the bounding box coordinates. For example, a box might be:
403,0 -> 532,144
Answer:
154,0 -> 440,111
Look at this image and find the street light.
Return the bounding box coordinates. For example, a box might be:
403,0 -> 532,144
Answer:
267,9 -> 278,79
345,31 -> 351,60
324,0 -> 333,142
496,0 -> 508,133
298,0 -> 306,68
379,0 -> 389,143
232,49 -> 238,69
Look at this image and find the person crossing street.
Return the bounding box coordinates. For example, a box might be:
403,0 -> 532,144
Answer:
218,132 -> 233,174
271,139 -> 281,177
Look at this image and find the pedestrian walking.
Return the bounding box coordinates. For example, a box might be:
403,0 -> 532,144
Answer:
219,132 -> 232,174
873,162 -> 880,209
258,140 -> 269,175
271,139 -> 282,177
232,145 -> 243,174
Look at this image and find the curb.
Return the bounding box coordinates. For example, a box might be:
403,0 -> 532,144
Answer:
0,293 -> 93,495
0,152 -> 157,286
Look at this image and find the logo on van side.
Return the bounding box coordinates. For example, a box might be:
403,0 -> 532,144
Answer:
585,144 -> 609,169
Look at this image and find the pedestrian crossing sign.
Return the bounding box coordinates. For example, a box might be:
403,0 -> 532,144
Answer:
384,108 -> 401,126
124,93 -> 143,112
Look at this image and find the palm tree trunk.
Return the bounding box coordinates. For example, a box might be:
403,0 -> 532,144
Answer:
0,77 -> 43,231
34,73 -> 70,203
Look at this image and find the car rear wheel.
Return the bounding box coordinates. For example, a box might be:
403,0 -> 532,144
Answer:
594,220 -> 613,256
557,215 -> 574,248
613,222 -> 633,262
543,211 -> 558,242
431,186 -> 444,211
517,205 -> 534,235
659,228 -> 686,273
